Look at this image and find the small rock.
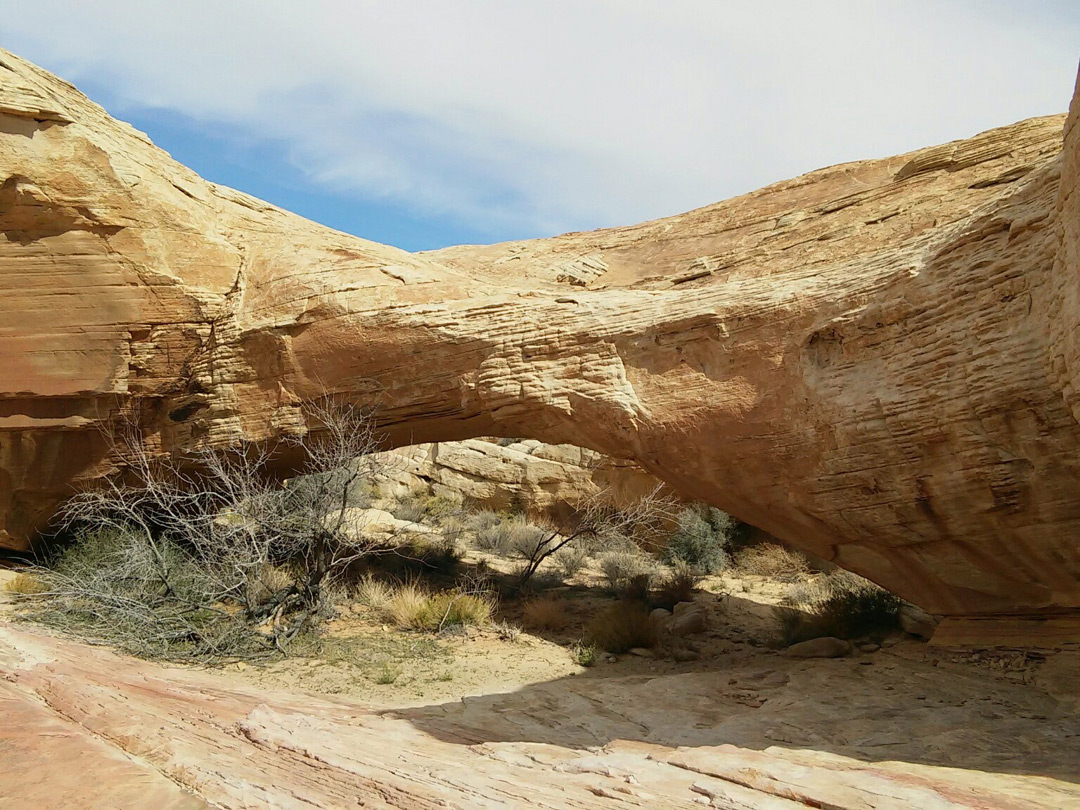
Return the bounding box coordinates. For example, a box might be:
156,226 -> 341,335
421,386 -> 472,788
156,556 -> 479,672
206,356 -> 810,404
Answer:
881,636 -> 900,648
900,603 -> 938,640
649,608 -> 672,624
673,648 -> 700,662
628,647 -> 654,658
784,637 -> 852,658
857,642 -> 881,653
606,655 -> 618,664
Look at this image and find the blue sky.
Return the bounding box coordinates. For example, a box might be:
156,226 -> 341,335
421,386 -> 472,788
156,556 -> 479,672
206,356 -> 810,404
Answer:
3,1 -> 1079,252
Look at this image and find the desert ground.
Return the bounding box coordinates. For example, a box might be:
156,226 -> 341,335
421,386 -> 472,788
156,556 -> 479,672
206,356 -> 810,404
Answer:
3,556 -> 1078,809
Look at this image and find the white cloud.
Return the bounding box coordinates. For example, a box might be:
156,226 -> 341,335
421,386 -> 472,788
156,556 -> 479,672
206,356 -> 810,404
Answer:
2,1 -> 1078,238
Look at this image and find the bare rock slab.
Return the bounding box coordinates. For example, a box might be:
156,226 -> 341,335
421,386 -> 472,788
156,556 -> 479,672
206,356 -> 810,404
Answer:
785,637 -> 853,658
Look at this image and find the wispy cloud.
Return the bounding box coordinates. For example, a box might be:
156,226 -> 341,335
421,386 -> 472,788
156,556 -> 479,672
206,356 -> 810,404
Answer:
3,1 -> 1078,240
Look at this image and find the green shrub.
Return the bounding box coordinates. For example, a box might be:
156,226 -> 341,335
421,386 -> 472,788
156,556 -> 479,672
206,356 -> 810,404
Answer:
392,494 -> 428,523
474,520 -> 515,554
774,571 -> 902,645
599,551 -> 656,597
553,545 -> 588,580
662,506 -> 734,574
570,641 -> 597,667
587,602 -> 659,653
654,563 -> 701,610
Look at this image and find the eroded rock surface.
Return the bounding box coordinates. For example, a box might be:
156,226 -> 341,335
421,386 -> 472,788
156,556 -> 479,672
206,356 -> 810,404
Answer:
383,438 -> 664,513
1,622 -> 1078,809
2,48 -> 1080,636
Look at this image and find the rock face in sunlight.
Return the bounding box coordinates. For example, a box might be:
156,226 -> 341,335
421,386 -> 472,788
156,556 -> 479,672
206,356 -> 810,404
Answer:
2,47 -> 1080,640
383,438 -> 665,513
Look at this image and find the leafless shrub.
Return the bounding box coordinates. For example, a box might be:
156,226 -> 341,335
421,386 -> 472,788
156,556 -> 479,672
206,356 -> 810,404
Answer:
32,400 -> 394,661
734,543 -> 811,582
512,485 -> 676,589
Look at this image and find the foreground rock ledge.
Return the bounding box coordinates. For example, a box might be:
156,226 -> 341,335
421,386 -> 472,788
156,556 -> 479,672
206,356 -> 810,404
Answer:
2,48 -> 1080,638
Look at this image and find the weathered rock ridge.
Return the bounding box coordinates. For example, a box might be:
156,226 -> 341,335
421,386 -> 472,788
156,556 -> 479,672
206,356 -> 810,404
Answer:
2,48 -> 1080,637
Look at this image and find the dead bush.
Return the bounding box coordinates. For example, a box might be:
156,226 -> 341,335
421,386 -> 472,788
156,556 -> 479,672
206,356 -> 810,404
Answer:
30,401 -> 392,662
734,543 -> 810,582
392,492 -> 429,523
587,601 -> 659,653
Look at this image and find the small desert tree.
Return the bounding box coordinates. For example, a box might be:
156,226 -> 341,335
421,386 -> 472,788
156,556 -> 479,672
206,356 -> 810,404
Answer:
513,485 -> 676,588
33,400 -> 389,661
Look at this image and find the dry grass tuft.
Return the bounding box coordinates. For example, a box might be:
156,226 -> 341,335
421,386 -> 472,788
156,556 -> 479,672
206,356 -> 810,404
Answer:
381,580 -> 494,631
4,572 -> 48,595
734,543 -> 811,582
492,620 -> 522,642
384,580 -> 429,627
414,590 -> 494,631
523,596 -> 570,631
586,601 -> 659,653
354,575 -> 394,613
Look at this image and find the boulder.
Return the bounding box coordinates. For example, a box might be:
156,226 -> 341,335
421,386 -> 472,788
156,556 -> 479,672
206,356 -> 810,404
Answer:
670,610 -> 708,637
900,604 -> 939,641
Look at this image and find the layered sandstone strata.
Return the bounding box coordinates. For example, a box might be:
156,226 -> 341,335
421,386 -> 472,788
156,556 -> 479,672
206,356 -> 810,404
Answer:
382,438 -> 664,514
2,48 -> 1080,636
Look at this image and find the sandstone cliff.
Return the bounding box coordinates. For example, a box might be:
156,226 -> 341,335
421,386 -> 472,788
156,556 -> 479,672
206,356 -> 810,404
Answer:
2,48 -> 1080,638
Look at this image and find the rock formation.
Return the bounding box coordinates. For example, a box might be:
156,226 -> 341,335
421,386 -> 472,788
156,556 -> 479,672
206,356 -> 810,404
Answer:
382,438 -> 665,514
2,47 -> 1080,640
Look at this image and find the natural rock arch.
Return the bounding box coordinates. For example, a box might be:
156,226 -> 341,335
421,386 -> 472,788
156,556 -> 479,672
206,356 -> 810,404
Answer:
3,48 -> 1080,641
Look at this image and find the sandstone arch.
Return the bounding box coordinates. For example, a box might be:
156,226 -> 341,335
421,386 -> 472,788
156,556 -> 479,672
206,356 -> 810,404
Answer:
2,48 -> 1080,640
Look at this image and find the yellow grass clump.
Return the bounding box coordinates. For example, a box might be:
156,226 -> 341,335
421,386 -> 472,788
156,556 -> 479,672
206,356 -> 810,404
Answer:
522,596 -> 570,631
4,572 -> 48,595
